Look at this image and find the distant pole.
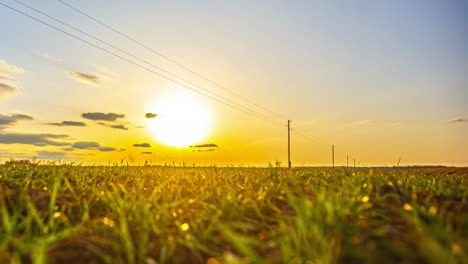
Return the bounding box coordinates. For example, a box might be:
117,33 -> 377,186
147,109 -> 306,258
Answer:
332,145 -> 335,168
288,120 -> 291,168
347,155 -> 349,168
354,158 -> 356,168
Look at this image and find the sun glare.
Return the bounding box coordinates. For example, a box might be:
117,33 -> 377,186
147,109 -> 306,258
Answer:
149,93 -> 211,147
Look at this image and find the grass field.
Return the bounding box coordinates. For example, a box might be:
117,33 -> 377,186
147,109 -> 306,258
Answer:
0,164 -> 466,264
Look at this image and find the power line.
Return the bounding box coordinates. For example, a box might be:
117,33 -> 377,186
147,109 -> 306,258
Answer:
1,1 -> 334,167
290,128 -> 322,143
0,1 -> 285,127
55,0 -> 288,120
10,0 -> 284,126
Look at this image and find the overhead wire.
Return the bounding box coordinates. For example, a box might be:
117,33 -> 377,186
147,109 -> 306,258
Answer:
0,1 -> 285,127
10,0 -> 284,126
55,0 -> 288,120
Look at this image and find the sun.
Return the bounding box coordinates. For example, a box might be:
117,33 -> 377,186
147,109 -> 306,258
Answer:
149,93 -> 211,147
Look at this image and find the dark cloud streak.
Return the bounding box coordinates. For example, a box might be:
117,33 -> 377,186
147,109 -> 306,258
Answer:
133,143 -> 151,148
0,133 -> 70,146
190,144 -> 218,148
145,113 -> 157,119
0,83 -> 16,94
47,121 -> 86,127
66,71 -> 101,86
82,112 -> 125,121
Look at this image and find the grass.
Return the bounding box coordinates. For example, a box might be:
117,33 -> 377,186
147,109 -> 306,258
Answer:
0,164 -> 466,263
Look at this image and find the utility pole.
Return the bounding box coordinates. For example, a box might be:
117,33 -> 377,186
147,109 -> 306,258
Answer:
332,145 -> 335,168
287,120 -> 291,168
354,158 -> 356,168
347,154 -> 349,168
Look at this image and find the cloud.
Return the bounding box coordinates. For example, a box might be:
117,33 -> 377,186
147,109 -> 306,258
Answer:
71,141 -> 118,152
96,122 -> 128,130
141,152 -> 152,154
47,121 -> 86,127
11,114 -> 33,120
352,120 -> 375,126
0,83 -> 17,95
0,133 -> 70,146
0,113 -> 34,127
98,147 -> 117,152
72,141 -> 100,149
66,71 -> 101,86
0,59 -> 24,76
190,144 -> 218,148
0,113 -> 34,131
109,124 -> 128,130
82,112 -> 125,121
38,52 -> 61,63
448,117 -> 467,123
36,150 -> 67,159
0,76 -> 15,82
133,143 -> 151,148
145,113 -> 157,119
197,149 -> 216,152
62,148 -> 74,151
0,60 -> 24,98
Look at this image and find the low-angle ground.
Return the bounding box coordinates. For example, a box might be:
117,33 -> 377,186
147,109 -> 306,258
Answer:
0,164 -> 466,264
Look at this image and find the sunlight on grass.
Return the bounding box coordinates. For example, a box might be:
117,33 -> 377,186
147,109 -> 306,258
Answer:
0,164 -> 466,263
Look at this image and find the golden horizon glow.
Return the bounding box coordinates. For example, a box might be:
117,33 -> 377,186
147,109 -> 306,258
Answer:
149,92 -> 211,147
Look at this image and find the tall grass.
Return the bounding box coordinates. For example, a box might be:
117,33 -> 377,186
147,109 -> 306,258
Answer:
0,164 -> 466,263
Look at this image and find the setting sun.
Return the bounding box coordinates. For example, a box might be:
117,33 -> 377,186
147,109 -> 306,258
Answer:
149,93 -> 211,147
0,1 -> 466,263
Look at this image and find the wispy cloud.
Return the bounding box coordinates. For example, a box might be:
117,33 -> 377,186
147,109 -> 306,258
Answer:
0,133 -> 70,146
82,112 -> 125,121
0,59 -> 24,98
99,147 -> 117,152
0,59 -> 24,76
133,143 -> 151,148
141,152 -> 152,154
72,141 -> 118,152
0,83 -> 17,95
190,144 -> 218,148
46,121 -> 86,127
71,142 -> 100,149
97,122 -> 128,130
448,117 -> 467,123
0,76 -> 15,82
66,71 -> 102,86
352,120 -> 375,126
0,113 -> 34,129
36,150 -> 67,160
109,124 -> 128,130
38,52 -> 61,63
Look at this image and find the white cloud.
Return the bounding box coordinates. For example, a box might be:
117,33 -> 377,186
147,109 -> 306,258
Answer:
38,52 -> 62,63
0,59 -> 24,76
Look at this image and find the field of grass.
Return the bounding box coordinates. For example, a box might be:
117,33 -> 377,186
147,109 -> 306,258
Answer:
0,164 -> 466,264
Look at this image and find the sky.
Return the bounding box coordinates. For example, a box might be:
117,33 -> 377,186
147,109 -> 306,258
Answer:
0,0 -> 467,166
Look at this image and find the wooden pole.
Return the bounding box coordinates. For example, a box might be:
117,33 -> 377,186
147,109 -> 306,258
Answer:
288,120 -> 291,168
332,145 -> 335,168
